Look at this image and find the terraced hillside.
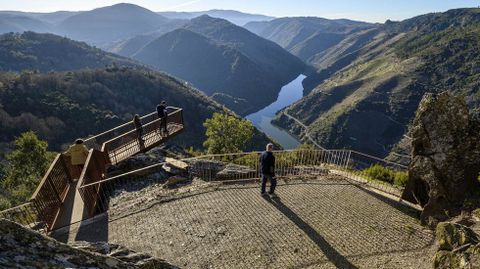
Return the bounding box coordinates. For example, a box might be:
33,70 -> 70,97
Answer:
273,8 -> 480,159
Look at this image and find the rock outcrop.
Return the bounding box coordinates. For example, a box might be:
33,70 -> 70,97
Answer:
0,219 -> 178,268
402,92 -> 480,227
434,222 -> 480,268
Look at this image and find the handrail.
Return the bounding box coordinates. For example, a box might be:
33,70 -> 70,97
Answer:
1,107 -> 185,231
101,108 -> 184,165
350,150 -> 409,169
74,149 -> 408,224
0,202 -> 32,212
84,106 -> 182,146
31,154 -> 62,199
101,117 -> 164,149
84,112 -> 155,144
76,149 -> 95,189
79,162 -> 167,189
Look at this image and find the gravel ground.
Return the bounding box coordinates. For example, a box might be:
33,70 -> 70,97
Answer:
57,176 -> 435,269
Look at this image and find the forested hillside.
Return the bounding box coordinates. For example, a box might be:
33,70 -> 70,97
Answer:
273,8 -> 480,159
133,28 -> 273,115
0,67 -> 274,152
0,32 -> 140,72
244,17 -> 375,67
132,15 -> 305,115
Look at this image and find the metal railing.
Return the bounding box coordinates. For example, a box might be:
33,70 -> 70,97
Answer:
77,149 -> 109,217
0,202 -> 44,230
77,162 -> 167,217
68,149 -> 409,228
103,108 -> 184,165
185,149 -> 408,197
29,154 -> 74,230
0,107 -> 184,231
83,112 -> 159,151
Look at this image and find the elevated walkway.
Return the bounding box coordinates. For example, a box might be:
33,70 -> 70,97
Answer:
29,107 -> 184,231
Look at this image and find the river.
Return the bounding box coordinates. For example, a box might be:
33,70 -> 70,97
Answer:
246,74 -> 306,149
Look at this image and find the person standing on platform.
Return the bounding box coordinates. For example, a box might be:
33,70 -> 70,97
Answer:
64,139 -> 89,179
133,114 -> 145,149
260,143 -> 277,197
157,101 -> 168,136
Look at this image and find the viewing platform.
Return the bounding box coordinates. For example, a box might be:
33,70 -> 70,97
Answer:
0,107 -> 184,231
54,175 -> 434,268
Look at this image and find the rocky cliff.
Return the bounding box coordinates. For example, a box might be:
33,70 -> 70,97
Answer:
434,222 -> 480,269
402,92 -> 480,228
0,219 -> 178,268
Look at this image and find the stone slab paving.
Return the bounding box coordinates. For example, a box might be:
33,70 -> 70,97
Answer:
59,177 -> 435,269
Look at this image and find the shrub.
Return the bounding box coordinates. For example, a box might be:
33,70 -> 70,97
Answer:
0,195 -> 11,211
393,172 -> 409,187
203,113 -> 253,154
362,164 -> 408,187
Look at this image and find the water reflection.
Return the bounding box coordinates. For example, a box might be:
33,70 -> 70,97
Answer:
246,75 -> 305,149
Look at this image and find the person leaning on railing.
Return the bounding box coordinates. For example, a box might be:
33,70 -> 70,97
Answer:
156,101 -> 168,137
64,139 -> 89,178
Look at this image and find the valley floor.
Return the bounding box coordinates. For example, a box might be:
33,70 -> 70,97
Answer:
55,177 -> 435,269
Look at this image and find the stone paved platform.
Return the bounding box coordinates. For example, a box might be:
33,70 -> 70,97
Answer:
56,177 -> 435,269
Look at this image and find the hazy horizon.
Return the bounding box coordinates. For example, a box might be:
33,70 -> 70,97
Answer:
1,0 -> 479,23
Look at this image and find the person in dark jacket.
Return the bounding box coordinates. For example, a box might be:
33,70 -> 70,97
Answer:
260,143 -> 277,196
133,114 -> 145,148
156,101 -> 168,136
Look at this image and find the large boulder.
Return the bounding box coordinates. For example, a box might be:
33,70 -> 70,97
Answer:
0,219 -> 178,268
434,222 -> 480,269
402,92 -> 480,227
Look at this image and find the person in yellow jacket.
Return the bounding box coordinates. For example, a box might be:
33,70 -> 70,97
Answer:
64,139 -> 89,171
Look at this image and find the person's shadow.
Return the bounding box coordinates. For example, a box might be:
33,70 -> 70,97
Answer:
263,195 -> 359,269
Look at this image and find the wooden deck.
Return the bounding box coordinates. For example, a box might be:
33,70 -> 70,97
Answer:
22,108 -> 185,231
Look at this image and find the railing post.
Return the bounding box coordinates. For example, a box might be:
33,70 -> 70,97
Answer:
59,155 -> 73,183
47,177 -> 63,204
345,150 -> 352,169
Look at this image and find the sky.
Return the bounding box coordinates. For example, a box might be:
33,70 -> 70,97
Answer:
1,0 -> 480,22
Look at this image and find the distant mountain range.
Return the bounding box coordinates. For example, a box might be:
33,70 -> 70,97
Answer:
272,8 -> 480,160
0,4 -> 304,115
0,32 -> 140,72
2,3 -> 479,161
0,4 -> 274,47
244,17 -> 375,68
158,9 -> 274,26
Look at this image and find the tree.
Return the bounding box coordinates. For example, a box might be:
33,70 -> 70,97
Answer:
203,113 -> 254,154
2,131 -> 55,205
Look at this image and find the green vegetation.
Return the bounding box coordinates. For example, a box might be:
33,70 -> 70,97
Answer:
244,17 -> 374,64
0,67 -> 272,151
275,8 -> 480,159
0,132 -> 55,210
362,164 -> 408,187
232,144 -> 319,167
0,32 -> 138,73
134,15 -> 305,115
0,32 -> 274,153
203,113 -> 254,154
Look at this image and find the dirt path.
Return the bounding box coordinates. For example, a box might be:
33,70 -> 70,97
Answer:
60,177 -> 435,268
